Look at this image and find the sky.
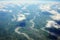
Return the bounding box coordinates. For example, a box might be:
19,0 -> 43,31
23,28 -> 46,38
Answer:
0,0 -> 60,1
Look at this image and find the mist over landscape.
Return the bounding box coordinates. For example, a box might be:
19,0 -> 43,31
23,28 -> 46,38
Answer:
0,1 -> 60,40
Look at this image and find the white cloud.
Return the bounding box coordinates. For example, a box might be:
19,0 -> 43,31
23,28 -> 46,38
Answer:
51,14 -> 60,20
17,14 -> 26,21
48,10 -> 59,15
46,20 -> 60,29
12,14 -> 26,22
39,4 -> 51,11
0,1 -> 59,6
46,21 -> 55,28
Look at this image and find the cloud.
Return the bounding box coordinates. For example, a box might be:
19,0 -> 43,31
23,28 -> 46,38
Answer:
51,14 -> 60,20
46,20 -> 60,29
17,14 -> 26,21
39,4 -> 51,11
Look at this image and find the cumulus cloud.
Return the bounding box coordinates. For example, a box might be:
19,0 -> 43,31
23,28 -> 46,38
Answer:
39,4 -> 51,11
17,14 -> 26,21
39,2 -> 60,12
12,14 -> 26,22
46,10 -> 60,29
44,2 -> 60,29
46,20 -> 60,29
48,10 -> 58,15
51,14 -> 60,20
